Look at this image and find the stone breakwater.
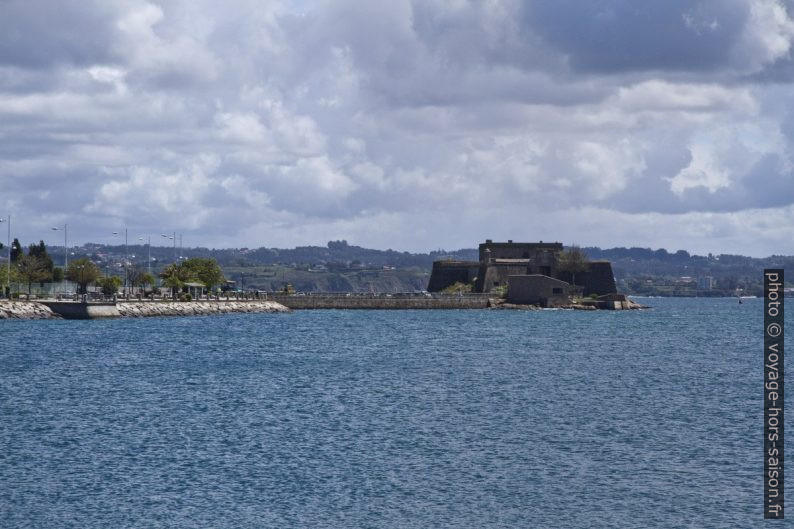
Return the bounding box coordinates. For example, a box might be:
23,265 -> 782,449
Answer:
116,300 -> 290,317
0,300 -> 290,320
0,301 -> 60,319
269,294 -> 491,310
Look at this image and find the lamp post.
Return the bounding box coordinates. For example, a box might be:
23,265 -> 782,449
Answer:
113,229 -> 130,297
0,215 -> 9,298
75,263 -> 86,301
161,232 -> 176,263
51,224 -> 67,294
139,236 -> 151,297
139,236 -> 151,276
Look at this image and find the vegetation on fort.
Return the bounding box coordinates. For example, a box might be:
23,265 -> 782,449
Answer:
491,285 -> 508,299
441,281 -> 473,294
556,245 -> 589,286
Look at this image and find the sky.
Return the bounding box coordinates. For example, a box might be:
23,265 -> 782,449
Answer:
2,0 -> 794,256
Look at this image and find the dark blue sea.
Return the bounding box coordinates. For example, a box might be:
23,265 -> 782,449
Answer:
0,298 -> 787,528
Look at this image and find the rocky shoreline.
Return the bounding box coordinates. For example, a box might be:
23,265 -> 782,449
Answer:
1,297 -> 646,320
490,298 -> 648,310
0,301 -> 61,319
116,301 -> 290,317
0,300 -> 290,320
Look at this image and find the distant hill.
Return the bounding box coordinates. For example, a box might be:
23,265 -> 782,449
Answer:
42,240 -> 791,295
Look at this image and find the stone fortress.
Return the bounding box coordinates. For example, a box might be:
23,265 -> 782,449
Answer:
428,240 -> 619,307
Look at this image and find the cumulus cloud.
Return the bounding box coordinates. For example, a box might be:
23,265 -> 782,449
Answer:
1,0 -> 793,255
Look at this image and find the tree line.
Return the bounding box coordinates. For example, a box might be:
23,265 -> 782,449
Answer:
0,239 -> 63,295
1,239 -> 224,298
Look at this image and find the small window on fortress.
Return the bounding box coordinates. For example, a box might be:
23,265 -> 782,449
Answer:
522,252 -> 529,258
552,287 -> 562,294
493,281 -> 500,287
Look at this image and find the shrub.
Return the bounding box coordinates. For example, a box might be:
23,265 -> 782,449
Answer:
441,281 -> 473,294
491,285 -> 508,298
179,293 -> 192,302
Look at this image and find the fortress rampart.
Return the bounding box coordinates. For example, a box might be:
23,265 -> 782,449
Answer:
428,240 -> 618,300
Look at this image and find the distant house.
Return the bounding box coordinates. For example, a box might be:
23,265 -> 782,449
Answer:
697,276 -> 713,290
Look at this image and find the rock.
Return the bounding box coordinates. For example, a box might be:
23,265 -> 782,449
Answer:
0,301 -> 61,319
115,300 -> 290,318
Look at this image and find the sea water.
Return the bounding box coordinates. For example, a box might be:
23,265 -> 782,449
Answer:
0,298 -> 787,528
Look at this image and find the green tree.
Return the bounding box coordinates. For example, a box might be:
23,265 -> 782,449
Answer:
182,258 -> 225,290
161,275 -> 182,299
10,238 -> 22,263
28,240 -> 54,285
159,263 -> 192,298
139,272 -> 156,291
557,245 -> 589,286
97,276 -> 123,297
66,258 -> 102,294
128,266 -> 156,292
16,254 -> 50,295
52,267 -> 64,283
127,266 -> 144,290
0,261 -> 20,295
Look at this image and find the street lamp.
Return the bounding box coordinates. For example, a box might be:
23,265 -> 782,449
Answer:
75,263 -> 87,302
161,232 -> 176,263
51,224 -> 67,294
113,229 -> 129,297
0,215 -> 9,298
139,236 -> 151,276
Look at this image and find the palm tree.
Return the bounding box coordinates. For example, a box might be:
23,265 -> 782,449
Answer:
159,263 -> 192,299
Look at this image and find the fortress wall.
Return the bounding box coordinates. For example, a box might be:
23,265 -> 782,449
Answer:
478,241 -> 563,261
427,261 -> 480,292
582,261 -> 618,296
475,264 -> 528,292
556,261 -> 617,296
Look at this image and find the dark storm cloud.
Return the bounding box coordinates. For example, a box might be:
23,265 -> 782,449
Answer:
0,0 -> 119,68
525,0 -> 748,73
609,152 -> 794,214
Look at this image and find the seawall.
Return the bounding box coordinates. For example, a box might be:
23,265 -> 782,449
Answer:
269,294 -> 491,309
40,301 -> 121,319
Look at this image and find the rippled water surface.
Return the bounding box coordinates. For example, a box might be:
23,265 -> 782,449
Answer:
0,298 -> 787,528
